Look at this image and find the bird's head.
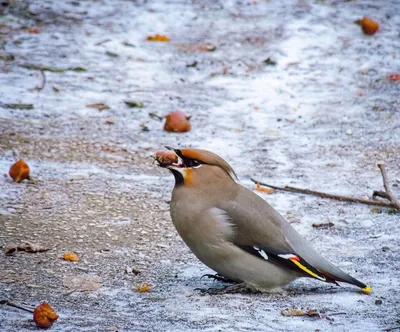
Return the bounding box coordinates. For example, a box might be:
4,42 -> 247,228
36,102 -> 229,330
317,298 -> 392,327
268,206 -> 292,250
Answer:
155,147 -> 237,187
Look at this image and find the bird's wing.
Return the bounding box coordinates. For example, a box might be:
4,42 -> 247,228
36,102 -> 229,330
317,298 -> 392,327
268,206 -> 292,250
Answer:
219,185 -> 369,289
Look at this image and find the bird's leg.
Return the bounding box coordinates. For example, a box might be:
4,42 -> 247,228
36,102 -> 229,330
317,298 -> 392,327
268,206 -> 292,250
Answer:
195,282 -> 258,295
200,273 -> 236,283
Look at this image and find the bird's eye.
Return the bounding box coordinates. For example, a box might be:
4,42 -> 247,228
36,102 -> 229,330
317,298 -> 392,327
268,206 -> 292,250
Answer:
191,159 -> 200,167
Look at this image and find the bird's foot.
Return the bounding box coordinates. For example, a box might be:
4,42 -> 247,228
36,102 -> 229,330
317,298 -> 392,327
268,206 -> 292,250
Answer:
200,273 -> 236,283
195,282 -> 257,295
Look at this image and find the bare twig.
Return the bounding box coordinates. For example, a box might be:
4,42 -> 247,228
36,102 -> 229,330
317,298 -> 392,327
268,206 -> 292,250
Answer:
0,117 -> 46,126
29,69 -> 46,91
377,163 -> 400,211
250,178 -> 394,208
0,300 -> 35,313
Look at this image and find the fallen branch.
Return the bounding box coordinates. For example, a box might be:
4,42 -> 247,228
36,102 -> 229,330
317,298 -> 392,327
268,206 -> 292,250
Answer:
0,299 -> 35,313
251,164 -> 400,211
377,163 -> 400,211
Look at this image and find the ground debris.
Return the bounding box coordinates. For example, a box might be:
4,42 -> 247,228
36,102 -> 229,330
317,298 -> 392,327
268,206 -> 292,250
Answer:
281,307 -> 347,321
281,307 -> 322,318
124,100 -> 144,108
147,34 -> 170,42
4,242 -> 51,255
0,270 -> 30,283
136,284 -> 151,292
312,221 -> 335,229
63,274 -> 103,292
86,103 -> 110,110
4,103 -> 34,110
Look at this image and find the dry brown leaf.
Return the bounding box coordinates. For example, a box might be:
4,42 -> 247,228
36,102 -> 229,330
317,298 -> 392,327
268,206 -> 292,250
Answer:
147,34 -> 170,42
254,182 -> 275,194
137,284 -> 151,292
4,242 -> 51,255
63,274 -> 103,292
9,159 -> 30,183
105,120 -> 115,125
281,308 -> 321,318
86,103 -> 110,110
33,302 -> 59,328
63,252 -> 80,262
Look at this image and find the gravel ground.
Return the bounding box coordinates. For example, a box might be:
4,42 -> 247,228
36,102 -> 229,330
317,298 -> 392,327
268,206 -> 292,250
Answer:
0,0 -> 399,331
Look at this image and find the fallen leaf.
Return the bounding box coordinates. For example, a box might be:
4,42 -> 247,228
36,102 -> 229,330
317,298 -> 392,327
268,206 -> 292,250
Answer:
33,303 -> 59,328
5,103 -> 34,110
356,17 -> 379,35
264,58 -> 277,65
122,41 -> 135,47
106,51 -> 119,57
281,307 -> 321,318
124,100 -> 144,108
312,222 -> 334,229
137,284 -> 151,292
86,103 -> 110,110
63,274 -> 103,292
388,74 -> 400,81
254,182 -> 275,194
20,64 -> 66,72
9,159 -> 30,183
63,252 -> 80,262
105,120 -> 115,125
164,110 -> 191,133
196,43 -> 216,52
147,34 -> 170,42
140,123 -> 150,132
4,242 -> 51,255
148,112 -> 163,120
28,26 -> 40,34
186,61 -> 198,67
70,66 -> 87,72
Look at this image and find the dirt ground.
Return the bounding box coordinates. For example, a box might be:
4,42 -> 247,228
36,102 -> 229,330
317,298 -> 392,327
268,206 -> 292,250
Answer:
1,0 -> 399,331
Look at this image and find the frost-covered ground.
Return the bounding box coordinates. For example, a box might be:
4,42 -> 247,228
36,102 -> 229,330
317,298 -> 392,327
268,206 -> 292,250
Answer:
1,0 -> 400,331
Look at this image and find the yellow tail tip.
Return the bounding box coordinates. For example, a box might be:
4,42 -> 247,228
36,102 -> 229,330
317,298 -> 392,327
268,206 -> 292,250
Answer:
362,285 -> 372,293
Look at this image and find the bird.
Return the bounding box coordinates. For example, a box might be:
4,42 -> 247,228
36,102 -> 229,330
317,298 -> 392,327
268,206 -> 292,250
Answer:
155,147 -> 371,294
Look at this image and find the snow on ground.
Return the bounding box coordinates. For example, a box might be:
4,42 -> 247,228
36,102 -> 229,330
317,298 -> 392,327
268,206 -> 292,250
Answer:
0,0 -> 399,331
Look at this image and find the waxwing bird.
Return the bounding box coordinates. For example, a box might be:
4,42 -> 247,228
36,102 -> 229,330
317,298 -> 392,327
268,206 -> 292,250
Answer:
155,147 -> 371,294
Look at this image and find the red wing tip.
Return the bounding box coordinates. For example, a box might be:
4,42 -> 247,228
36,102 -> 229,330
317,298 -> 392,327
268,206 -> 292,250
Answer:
289,256 -> 300,261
